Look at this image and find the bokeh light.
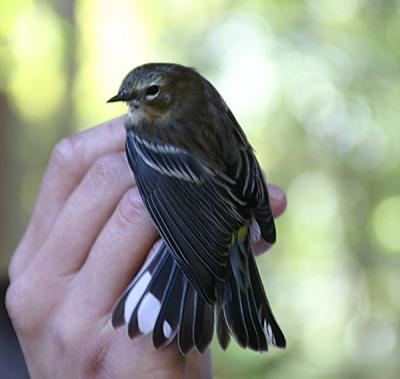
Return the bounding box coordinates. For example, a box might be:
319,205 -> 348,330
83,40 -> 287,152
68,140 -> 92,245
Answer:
8,4 -> 66,122
372,196 -> 400,253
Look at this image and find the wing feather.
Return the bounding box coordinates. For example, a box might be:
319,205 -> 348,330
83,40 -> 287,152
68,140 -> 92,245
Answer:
126,128 -> 275,302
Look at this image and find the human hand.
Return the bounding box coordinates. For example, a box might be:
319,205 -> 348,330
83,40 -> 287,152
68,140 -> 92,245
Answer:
6,117 -> 287,379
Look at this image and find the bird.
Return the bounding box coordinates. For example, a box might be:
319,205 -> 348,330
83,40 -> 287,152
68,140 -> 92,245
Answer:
107,63 -> 286,354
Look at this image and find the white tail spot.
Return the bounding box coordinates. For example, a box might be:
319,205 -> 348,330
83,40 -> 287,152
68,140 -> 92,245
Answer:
163,320 -> 172,338
138,293 -> 161,334
124,272 -> 152,324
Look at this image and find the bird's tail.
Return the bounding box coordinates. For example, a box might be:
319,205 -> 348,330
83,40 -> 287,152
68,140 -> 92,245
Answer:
221,225 -> 286,351
112,241 -> 214,354
112,235 -> 285,353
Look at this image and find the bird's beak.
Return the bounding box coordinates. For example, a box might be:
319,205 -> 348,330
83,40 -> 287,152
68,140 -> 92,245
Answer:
107,91 -> 133,103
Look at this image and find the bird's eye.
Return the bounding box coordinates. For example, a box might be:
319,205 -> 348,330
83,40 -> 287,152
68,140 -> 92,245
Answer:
146,85 -> 159,96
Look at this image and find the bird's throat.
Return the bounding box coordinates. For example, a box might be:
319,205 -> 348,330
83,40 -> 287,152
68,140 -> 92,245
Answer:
126,104 -> 168,129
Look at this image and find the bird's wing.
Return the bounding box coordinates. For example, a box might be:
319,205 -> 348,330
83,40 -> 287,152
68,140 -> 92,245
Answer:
222,106 -> 276,244
234,147 -> 276,244
126,129 -> 248,303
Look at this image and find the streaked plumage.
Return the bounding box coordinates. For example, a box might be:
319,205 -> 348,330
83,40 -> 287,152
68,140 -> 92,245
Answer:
108,63 -> 285,353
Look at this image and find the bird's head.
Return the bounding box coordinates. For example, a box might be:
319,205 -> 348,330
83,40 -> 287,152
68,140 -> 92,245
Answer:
108,63 -> 201,125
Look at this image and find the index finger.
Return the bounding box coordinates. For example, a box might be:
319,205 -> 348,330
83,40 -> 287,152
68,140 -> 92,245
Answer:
252,183 -> 287,255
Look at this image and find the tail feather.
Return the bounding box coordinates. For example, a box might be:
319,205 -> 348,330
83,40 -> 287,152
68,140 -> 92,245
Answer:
112,237 -> 285,353
237,235 -> 269,350
248,251 -> 286,348
178,282 -> 195,354
127,248 -> 172,338
111,244 -> 167,328
193,292 -> 214,353
152,264 -> 182,348
223,270 -> 249,347
216,303 -> 230,350
224,233 -> 263,350
247,271 -> 268,350
223,227 -> 285,351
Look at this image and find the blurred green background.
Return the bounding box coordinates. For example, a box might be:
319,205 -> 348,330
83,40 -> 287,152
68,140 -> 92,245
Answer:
1,0 -> 399,378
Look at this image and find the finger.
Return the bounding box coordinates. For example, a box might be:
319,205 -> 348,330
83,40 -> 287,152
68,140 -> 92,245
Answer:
103,329 -> 186,378
268,183 -> 287,218
185,349 -> 212,379
252,183 -> 287,255
69,187 -> 158,315
24,152 -> 134,279
9,117 -> 125,279
253,240 -> 271,255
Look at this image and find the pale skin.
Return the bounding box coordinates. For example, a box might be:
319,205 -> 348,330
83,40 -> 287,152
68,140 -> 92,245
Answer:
5,117 -> 287,379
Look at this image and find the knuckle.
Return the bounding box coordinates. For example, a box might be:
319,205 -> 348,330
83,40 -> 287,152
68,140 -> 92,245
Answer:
50,136 -> 79,170
52,311 -> 85,349
5,279 -> 38,335
88,155 -> 122,189
5,282 -> 21,322
116,188 -> 146,229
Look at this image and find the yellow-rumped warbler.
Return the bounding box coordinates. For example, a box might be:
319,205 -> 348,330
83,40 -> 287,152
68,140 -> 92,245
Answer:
108,63 -> 285,354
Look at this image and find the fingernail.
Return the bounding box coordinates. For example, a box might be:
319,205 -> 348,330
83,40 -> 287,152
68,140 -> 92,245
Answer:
268,184 -> 287,218
267,184 -> 285,202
